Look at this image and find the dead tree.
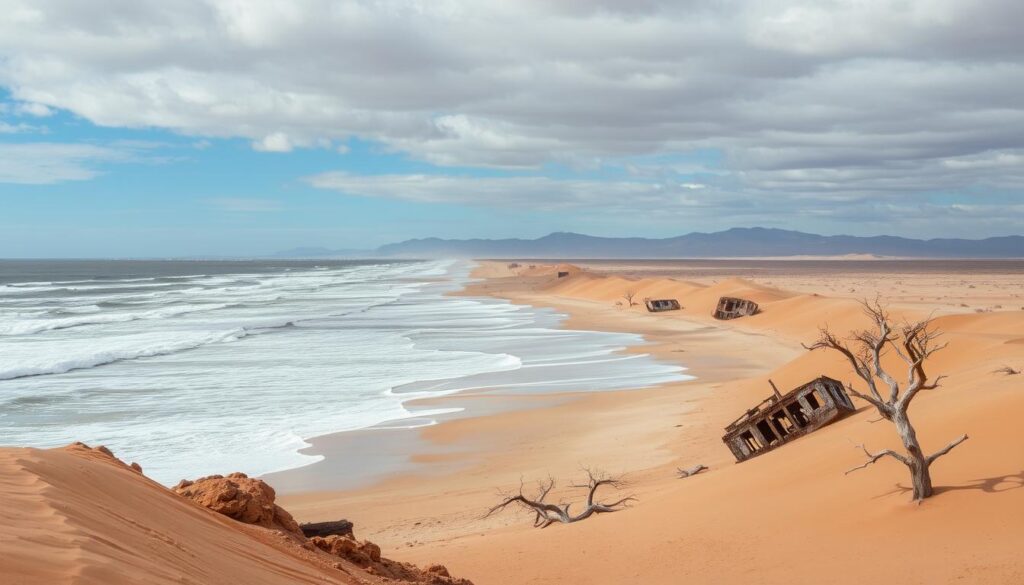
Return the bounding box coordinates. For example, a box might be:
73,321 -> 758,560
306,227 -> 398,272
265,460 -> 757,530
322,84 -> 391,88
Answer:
623,290 -> 638,307
804,299 -> 968,500
993,365 -> 1020,376
485,470 -> 635,528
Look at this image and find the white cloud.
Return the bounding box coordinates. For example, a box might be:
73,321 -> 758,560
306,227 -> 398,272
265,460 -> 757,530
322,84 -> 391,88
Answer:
0,0 -> 1021,219
0,143 -> 132,184
306,172 -> 667,210
252,132 -> 294,153
304,169 -> 1024,237
14,101 -> 53,117
0,121 -> 35,134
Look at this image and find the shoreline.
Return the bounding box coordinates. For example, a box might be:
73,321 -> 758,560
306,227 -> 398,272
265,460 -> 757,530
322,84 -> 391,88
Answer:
277,259 -> 1024,584
267,263 -> 705,493
276,262 -> 800,540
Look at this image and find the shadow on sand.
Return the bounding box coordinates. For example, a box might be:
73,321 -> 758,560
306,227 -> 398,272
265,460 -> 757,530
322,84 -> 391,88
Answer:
870,471 -> 1024,500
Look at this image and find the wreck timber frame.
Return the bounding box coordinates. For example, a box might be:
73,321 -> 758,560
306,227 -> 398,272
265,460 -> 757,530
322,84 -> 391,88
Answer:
645,298 -> 681,312
713,296 -> 759,320
722,376 -> 856,463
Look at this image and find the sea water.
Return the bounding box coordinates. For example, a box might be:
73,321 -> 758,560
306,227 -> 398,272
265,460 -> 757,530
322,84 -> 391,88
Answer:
0,259 -> 690,484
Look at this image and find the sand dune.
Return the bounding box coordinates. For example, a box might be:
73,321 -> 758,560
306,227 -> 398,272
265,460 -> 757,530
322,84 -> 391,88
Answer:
0,443 -> 468,585
328,261 -> 1024,584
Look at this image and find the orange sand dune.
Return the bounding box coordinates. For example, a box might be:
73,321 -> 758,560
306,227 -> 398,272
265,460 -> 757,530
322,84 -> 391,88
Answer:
341,261 -> 1024,584
0,443 -> 467,585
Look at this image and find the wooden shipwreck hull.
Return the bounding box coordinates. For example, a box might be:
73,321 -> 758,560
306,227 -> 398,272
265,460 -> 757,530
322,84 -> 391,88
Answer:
722,376 -> 856,463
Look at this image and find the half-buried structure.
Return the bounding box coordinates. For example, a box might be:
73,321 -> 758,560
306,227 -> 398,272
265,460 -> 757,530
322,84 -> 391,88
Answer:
722,376 -> 856,463
713,296 -> 759,320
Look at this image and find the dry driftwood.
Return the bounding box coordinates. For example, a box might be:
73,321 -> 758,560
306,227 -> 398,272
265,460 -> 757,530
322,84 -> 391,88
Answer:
676,464 -> 708,479
804,298 -> 968,500
485,469 -> 635,528
300,520 -> 354,539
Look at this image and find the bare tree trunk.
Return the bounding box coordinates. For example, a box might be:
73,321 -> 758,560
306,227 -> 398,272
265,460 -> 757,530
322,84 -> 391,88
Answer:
808,299 -> 968,501
909,458 -> 932,500
893,410 -> 932,499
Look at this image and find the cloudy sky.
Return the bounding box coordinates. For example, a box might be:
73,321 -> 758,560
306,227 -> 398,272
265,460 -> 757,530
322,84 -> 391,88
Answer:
1,0 -> 1022,256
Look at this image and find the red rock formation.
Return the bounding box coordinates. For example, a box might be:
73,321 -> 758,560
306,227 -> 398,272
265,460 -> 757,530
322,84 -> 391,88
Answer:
310,535 -> 381,565
172,470 -> 472,584
173,472 -> 301,537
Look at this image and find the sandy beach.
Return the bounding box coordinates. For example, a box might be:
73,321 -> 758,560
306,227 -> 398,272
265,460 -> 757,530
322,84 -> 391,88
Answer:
5,259 -> 1024,585
270,259 -> 1024,584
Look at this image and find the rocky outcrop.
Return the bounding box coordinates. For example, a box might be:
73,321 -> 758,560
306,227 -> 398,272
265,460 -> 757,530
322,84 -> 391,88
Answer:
309,534 -> 470,584
173,470 -> 472,584
310,535 -> 381,565
173,472 -> 302,537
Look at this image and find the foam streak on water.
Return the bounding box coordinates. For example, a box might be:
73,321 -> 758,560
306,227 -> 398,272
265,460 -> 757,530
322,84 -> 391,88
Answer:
0,260 -> 690,484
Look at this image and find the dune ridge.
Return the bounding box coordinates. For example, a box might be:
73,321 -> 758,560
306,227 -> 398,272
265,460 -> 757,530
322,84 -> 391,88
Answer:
0,442 -> 469,585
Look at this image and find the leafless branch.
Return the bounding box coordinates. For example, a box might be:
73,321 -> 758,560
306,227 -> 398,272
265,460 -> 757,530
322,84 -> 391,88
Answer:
926,434 -> 969,465
845,444 -> 910,475
486,469 -> 635,528
623,290 -> 638,307
806,299 -> 966,500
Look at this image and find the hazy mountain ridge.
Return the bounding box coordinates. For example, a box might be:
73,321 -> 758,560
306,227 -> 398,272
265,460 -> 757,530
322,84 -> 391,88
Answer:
277,228 -> 1024,259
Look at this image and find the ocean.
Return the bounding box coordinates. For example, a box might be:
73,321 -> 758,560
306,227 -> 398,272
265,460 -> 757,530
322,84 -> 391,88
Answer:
0,259 -> 690,485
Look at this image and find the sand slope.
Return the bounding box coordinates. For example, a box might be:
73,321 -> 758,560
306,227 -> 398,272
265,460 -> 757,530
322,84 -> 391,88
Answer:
382,262 -> 1024,584
0,443 -> 363,585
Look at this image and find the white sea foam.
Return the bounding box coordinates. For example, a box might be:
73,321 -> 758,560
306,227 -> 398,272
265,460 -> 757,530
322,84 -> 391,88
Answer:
0,328 -> 248,380
0,260 -> 691,485
0,303 -> 232,336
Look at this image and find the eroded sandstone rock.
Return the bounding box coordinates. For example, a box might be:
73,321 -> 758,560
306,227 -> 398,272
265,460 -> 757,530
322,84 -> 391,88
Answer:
173,472 -> 301,536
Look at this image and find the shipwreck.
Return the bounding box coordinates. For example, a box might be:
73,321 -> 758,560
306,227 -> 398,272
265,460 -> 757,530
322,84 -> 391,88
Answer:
713,296 -> 759,320
645,298 -> 681,312
722,376 -> 856,463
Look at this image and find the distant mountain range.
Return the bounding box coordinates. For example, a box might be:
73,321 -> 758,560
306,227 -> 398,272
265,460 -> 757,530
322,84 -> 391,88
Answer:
274,228 -> 1024,259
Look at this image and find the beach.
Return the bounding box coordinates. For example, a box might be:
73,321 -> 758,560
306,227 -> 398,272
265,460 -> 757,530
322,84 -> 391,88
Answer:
4,258 -> 1024,584
277,259 -> 1024,584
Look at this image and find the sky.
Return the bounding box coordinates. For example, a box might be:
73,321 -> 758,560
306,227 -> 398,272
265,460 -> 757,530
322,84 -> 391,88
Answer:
1,0 -> 1022,257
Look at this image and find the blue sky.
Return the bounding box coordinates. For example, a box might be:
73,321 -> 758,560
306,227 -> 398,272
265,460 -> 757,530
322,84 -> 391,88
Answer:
0,99 -> 743,257
1,1 -> 1022,258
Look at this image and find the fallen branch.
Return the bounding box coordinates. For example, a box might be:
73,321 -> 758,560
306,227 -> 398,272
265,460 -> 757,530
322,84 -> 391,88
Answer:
676,464 -> 707,479
485,469 -> 635,528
